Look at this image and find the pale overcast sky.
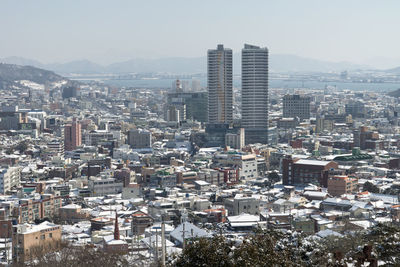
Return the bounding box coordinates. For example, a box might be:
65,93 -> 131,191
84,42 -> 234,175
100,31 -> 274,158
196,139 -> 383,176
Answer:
1,0 -> 399,67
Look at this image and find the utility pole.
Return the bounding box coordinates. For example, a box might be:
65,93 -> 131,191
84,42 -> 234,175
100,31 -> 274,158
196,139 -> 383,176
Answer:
149,232 -> 152,260
131,231 -> 134,253
155,227 -> 158,262
5,220 -> 8,265
161,222 -> 166,267
182,222 -> 185,250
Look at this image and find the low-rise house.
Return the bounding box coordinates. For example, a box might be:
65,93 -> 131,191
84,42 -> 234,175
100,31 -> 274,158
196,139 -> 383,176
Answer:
272,199 -> 295,213
170,222 -> 210,247
303,191 -> 329,201
227,213 -> 260,232
193,180 -> 211,191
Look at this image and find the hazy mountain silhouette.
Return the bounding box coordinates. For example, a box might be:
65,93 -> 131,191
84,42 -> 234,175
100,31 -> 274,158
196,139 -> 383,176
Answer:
385,66 -> 400,74
47,60 -> 105,74
0,56 -> 45,68
0,54 -> 374,74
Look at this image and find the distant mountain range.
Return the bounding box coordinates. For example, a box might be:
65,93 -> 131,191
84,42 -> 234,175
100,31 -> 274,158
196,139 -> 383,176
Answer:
0,54 -> 391,75
387,88 -> 400,98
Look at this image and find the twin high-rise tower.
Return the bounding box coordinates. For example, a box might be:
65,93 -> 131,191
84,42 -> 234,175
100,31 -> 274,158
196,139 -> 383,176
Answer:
207,44 -> 269,144
241,44 -> 269,144
207,44 -> 233,124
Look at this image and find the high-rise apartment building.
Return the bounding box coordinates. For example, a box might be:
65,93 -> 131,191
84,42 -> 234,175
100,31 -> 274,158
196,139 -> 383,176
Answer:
283,94 -> 311,120
207,44 -> 233,124
0,167 -> 20,194
241,44 -> 269,144
64,118 -> 81,151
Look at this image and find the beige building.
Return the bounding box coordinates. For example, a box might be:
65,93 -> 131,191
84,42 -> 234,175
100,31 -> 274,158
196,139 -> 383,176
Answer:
328,176 -> 358,197
12,221 -> 61,261
59,204 -> 91,223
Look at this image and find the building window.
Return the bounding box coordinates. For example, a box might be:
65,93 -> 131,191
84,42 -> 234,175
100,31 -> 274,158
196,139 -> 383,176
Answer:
49,233 -> 53,238
40,235 -> 45,240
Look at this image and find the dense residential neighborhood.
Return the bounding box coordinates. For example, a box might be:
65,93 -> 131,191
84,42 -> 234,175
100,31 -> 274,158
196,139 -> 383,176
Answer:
0,58 -> 400,266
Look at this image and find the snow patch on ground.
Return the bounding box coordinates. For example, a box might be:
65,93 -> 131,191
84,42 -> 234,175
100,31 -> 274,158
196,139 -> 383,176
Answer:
52,80 -> 68,88
18,80 -> 45,90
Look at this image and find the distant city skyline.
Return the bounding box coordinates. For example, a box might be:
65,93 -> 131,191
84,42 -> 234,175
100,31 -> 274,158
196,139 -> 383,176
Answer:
1,0 -> 400,68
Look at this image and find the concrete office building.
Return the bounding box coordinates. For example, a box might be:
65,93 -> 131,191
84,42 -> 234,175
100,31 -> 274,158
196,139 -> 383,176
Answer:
84,130 -> 114,146
345,101 -> 366,118
241,44 -> 269,144
225,128 -> 245,149
207,44 -> 233,124
166,106 -> 181,123
283,94 -> 311,120
0,106 -> 28,130
127,129 -> 152,149
88,177 -> 123,197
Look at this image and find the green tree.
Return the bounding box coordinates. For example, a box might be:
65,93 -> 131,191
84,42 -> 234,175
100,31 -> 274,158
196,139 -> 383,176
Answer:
268,171 -> 281,184
15,141 -> 28,153
233,230 -> 298,267
174,235 -> 233,267
363,181 -> 379,193
362,223 -> 400,266
174,229 -> 307,267
173,225 -> 400,267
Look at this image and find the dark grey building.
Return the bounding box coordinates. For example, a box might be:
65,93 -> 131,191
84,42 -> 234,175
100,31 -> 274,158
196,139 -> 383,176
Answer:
166,92 -> 208,122
283,94 -> 311,120
345,101 -> 366,118
127,129 -> 152,149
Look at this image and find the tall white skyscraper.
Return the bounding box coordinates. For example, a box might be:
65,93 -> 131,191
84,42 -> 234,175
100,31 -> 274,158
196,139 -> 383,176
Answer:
207,44 -> 233,124
241,44 -> 269,144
